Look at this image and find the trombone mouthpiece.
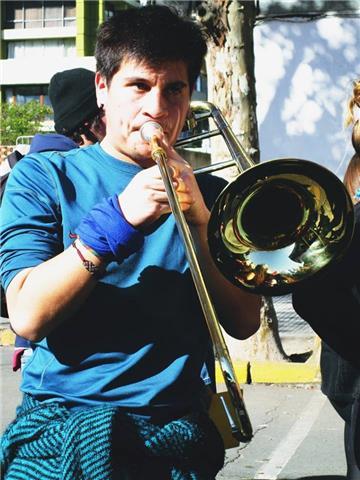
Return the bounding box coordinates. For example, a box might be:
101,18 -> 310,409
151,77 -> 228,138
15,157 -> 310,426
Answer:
140,121 -> 163,143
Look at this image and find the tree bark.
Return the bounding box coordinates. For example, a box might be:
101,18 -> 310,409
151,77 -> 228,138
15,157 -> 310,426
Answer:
193,0 -> 259,177
230,297 -> 289,362
194,0 -> 292,361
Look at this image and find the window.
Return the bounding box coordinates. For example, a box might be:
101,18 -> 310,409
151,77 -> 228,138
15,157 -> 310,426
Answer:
9,2 -> 25,30
64,3 -> 76,26
44,3 -> 63,28
24,2 -> 43,29
4,85 -> 50,106
7,39 -> 76,59
5,1 -> 76,29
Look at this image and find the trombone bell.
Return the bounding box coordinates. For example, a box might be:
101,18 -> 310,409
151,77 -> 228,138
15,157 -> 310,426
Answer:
208,158 -> 354,296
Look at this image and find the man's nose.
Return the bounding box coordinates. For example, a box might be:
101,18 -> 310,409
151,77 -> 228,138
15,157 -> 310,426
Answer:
143,90 -> 168,119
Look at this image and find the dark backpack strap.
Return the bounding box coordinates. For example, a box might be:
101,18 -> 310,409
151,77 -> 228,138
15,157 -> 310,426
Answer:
7,150 -> 24,169
0,150 -> 24,203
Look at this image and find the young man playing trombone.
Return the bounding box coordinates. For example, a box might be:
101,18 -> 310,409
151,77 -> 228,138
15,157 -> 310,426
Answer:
0,5 -> 260,478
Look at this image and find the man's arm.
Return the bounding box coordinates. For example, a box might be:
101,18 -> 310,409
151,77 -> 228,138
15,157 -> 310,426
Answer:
190,220 -> 261,340
3,159 -> 188,342
6,240 -> 105,342
4,152 -> 259,342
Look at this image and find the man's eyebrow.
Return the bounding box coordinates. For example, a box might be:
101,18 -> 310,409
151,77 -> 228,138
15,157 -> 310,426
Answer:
122,78 -> 188,88
166,81 -> 188,89
123,76 -> 149,83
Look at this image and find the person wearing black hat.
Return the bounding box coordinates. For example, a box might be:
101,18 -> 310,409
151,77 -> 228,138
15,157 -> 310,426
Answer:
49,67 -> 106,146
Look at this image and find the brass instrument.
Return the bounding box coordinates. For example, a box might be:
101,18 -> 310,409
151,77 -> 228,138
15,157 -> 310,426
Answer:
140,120 -> 253,443
181,101 -> 355,296
141,101 -> 354,444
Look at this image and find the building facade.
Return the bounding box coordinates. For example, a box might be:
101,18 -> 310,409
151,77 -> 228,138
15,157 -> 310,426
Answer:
0,0 -> 207,107
0,1 -> 118,106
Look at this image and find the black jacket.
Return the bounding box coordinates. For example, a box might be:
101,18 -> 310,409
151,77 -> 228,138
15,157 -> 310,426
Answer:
292,203 -> 360,401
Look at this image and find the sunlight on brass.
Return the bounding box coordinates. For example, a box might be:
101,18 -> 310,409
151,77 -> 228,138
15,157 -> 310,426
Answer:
182,101 -> 354,296
208,159 -> 354,295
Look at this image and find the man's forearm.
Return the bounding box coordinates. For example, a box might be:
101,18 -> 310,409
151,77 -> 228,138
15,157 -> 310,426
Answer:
6,241 -> 106,342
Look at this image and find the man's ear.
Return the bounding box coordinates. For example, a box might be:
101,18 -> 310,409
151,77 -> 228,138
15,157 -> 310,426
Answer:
95,72 -> 107,108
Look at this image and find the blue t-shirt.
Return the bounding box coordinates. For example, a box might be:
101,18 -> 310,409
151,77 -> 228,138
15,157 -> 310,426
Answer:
0,143 -> 226,420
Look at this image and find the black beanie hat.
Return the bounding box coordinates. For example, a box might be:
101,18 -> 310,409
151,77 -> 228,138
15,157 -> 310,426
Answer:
48,68 -> 99,134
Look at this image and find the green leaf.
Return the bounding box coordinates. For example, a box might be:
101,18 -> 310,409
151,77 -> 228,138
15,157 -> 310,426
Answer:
1,101 -> 53,145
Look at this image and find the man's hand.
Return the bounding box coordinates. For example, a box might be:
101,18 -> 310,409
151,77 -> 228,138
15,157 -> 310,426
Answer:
165,145 -> 210,227
118,139 -> 209,229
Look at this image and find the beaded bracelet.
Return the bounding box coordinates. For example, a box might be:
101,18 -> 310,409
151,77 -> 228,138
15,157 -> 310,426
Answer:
72,240 -> 103,278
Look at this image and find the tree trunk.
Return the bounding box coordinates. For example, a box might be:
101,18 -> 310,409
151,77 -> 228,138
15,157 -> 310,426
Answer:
195,0 -> 289,361
194,0 -> 259,178
230,297 -> 289,362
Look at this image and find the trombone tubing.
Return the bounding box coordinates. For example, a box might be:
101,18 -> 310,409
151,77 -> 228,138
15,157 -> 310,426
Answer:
193,160 -> 235,175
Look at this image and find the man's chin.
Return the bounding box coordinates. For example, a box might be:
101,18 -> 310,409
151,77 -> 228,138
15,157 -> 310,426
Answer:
132,145 -> 155,167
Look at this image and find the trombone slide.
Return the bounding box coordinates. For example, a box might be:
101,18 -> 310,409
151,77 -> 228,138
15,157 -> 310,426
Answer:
140,122 -> 253,443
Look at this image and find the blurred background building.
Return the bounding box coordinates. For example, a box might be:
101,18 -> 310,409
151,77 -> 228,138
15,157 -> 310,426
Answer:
0,1 -> 207,108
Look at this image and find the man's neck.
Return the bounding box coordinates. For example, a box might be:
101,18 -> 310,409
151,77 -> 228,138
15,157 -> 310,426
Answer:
100,139 -> 154,168
100,139 -> 134,163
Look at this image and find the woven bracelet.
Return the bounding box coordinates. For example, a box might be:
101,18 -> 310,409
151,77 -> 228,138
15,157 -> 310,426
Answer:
72,240 -> 102,278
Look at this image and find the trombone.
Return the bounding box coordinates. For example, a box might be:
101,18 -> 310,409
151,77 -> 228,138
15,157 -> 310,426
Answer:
141,101 -> 355,443
181,101 -> 354,296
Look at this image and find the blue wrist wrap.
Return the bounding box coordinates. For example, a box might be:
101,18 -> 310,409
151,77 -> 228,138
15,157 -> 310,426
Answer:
75,194 -> 144,261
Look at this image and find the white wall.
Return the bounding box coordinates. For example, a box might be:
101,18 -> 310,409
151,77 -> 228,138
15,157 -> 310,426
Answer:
254,16 -> 360,178
0,56 -> 96,86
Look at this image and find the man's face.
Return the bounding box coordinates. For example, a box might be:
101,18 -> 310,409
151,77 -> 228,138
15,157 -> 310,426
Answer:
96,57 -> 191,167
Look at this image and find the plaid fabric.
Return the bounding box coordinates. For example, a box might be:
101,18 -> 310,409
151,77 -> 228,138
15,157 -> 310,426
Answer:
1,395 -> 224,480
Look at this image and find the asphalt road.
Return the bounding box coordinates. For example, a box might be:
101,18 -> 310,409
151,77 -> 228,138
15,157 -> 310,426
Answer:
0,346 -> 347,479
218,383 -> 346,479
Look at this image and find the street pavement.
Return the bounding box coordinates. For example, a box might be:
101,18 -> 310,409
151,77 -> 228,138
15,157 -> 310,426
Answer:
1,346 -> 347,479
218,383 -> 346,479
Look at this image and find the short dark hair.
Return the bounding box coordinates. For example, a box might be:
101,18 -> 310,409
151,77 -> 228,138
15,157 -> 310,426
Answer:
95,5 -> 207,90
68,108 -> 105,146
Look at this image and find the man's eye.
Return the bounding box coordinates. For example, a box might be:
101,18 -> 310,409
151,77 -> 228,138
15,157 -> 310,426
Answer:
134,82 -> 148,91
167,85 -> 184,96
